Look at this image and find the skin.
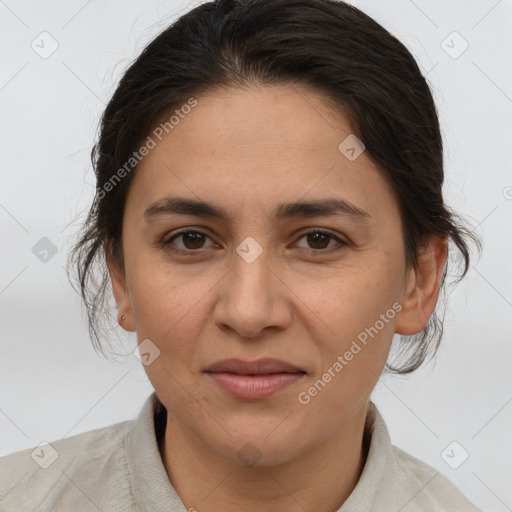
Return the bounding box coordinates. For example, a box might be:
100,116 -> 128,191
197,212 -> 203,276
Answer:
106,84 -> 447,512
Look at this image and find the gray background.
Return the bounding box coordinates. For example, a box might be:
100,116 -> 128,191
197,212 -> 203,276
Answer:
0,1 -> 511,510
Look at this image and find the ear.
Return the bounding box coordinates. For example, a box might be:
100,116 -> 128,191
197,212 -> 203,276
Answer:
395,236 -> 448,335
104,239 -> 136,332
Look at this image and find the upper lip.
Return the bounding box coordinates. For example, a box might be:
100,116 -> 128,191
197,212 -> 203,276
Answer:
204,358 -> 306,375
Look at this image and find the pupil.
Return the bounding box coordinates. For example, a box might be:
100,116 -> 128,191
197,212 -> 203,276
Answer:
308,233 -> 329,249
184,232 -> 204,249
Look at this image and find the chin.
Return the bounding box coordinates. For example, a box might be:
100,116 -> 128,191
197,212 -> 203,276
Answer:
205,423 -> 307,469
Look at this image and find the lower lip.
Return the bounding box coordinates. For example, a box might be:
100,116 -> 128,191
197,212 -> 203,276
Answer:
206,372 -> 305,400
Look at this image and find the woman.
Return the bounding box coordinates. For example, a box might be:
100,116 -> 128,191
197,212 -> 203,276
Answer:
0,0 -> 482,510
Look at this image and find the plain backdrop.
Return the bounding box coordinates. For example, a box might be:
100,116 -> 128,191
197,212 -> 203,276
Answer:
0,0 -> 511,510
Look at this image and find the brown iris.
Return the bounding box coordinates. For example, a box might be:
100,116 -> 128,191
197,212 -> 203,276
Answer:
305,232 -> 331,250
181,232 -> 206,249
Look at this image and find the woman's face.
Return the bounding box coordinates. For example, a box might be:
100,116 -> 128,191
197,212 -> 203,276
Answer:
109,85 -> 429,466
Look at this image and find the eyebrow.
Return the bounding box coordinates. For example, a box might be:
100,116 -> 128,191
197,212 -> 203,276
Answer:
143,196 -> 371,224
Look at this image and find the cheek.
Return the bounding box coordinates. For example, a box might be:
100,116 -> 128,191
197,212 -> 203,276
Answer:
295,273 -> 398,424
295,260 -> 402,343
126,255 -> 213,357
291,257 -> 402,403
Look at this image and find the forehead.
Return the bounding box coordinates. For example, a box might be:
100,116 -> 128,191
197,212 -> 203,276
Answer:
124,85 -> 399,226
171,84 -> 353,153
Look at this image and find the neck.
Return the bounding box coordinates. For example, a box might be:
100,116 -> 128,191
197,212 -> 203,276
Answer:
158,402 -> 370,512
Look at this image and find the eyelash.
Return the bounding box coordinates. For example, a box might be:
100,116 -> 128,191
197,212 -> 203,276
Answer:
161,229 -> 348,256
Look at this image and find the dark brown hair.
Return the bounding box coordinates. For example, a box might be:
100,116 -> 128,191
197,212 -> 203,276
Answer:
67,0 -> 481,373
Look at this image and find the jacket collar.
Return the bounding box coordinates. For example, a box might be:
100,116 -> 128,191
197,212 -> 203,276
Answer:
125,392 -> 399,511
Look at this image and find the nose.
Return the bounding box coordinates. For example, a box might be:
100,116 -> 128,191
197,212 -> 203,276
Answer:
213,246 -> 292,339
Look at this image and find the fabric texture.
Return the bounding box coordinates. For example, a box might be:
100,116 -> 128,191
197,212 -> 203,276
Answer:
0,392 -> 481,511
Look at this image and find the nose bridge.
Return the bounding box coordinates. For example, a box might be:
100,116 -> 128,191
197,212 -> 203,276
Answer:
214,238 -> 289,337
229,240 -> 273,310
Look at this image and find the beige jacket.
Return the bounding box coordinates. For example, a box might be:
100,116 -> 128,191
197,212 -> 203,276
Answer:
0,392 -> 481,511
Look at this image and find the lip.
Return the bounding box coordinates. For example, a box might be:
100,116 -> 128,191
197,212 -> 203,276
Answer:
204,358 -> 306,400
204,358 -> 306,375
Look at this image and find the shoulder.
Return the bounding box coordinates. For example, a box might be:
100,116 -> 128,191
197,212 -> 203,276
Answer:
357,401 -> 481,512
0,420 -> 135,512
391,444 -> 481,512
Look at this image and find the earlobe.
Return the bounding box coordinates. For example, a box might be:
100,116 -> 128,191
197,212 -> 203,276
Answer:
104,239 -> 136,332
395,236 -> 448,336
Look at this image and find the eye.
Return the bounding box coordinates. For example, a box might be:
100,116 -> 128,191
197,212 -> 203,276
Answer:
294,229 -> 347,253
162,230 -> 216,253
161,228 -> 348,256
